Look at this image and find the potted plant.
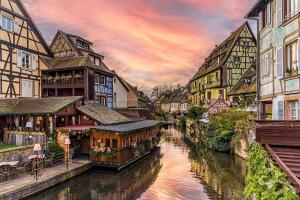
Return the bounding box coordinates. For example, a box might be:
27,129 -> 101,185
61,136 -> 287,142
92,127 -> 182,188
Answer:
285,67 -> 292,77
53,75 -> 60,84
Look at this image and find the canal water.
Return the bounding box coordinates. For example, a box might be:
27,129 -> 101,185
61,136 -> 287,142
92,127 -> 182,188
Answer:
27,127 -> 247,200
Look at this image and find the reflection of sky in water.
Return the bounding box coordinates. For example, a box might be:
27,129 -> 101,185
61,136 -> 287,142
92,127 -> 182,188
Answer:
26,127 -> 246,200
139,130 -> 211,200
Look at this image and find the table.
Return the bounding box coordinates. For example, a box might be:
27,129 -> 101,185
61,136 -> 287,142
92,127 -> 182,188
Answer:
28,154 -> 45,160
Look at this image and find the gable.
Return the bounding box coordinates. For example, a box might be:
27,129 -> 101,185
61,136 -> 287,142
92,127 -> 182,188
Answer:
0,0 -> 52,56
50,32 -> 76,57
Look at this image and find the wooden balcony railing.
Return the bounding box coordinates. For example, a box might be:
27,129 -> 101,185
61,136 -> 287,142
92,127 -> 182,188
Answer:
42,78 -> 84,87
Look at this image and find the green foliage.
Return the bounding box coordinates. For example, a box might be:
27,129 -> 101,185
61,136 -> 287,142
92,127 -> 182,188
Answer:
154,112 -> 170,121
178,116 -> 186,130
44,137 -> 64,163
204,109 -> 249,152
187,106 -> 206,120
244,143 -> 297,200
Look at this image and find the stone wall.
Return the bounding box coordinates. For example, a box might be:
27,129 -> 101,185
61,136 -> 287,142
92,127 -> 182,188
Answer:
0,146 -> 33,162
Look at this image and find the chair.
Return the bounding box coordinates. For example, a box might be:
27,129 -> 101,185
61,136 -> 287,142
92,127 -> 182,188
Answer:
1,165 -> 11,180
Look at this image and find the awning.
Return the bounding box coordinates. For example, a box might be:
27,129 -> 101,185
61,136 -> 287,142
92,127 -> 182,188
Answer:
57,125 -> 92,131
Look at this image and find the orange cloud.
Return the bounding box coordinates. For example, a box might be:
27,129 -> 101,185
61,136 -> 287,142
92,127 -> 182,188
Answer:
23,0 -> 253,91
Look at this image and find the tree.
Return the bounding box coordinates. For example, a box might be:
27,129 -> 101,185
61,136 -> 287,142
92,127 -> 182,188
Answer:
187,106 -> 206,120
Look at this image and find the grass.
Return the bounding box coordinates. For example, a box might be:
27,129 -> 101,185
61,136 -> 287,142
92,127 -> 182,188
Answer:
0,144 -> 29,153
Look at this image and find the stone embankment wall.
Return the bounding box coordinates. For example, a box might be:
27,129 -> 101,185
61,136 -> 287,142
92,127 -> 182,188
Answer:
0,146 -> 33,161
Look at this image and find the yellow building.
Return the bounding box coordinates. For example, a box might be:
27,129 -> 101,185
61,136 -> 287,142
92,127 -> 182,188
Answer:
0,0 -> 52,98
190,22 -> 256,106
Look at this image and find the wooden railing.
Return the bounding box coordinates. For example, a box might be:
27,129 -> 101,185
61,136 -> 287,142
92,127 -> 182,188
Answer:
255,120 -> 300,146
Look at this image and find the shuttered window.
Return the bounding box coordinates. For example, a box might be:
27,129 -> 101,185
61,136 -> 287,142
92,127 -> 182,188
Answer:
261,51 -> 272,76
17,50 -> 37,70
289,101 -> 298,120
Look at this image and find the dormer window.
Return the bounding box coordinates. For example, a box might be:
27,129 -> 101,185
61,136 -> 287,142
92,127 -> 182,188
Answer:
76,40 -> 89,49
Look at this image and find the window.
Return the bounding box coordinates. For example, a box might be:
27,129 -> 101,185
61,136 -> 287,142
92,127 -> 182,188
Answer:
99,96 -> 106,106
284,0 -> 299,19
95,58 -> 100,66
260,2 -> 272,29
233,56 -> 241,65
289,101 -> 298,120
112,139 -> 118,149
207,91 -> 212,100
95,74 -> 105,85
17,51 -> 35,70
21,52 -> 32,69
286,41 -> 298,73
105,138 -> 110,148
261,51 -> 272,76
1,15 -> 13,32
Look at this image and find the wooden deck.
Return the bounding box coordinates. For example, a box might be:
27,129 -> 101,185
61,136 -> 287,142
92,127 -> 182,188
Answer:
254,120 -> 300,193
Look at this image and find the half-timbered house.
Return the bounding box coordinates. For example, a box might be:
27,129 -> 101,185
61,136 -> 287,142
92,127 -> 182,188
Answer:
42,31 -> 114,108
190,22 -> 257,106
0,0 -> 52,98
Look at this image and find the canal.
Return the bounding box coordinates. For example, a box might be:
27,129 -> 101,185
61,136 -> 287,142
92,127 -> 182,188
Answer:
27,127 -> 247,200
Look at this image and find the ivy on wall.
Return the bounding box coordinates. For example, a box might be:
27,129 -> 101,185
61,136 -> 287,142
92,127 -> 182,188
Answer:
244,142 -> 297,200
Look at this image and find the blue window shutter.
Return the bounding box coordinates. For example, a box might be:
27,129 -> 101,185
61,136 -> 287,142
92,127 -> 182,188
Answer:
298,101 -> 300,120
276,0 -> 282,26
278,100 -> 284,120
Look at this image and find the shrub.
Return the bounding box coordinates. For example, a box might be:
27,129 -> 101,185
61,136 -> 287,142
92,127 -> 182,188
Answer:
244,142 -> 297,200
187,106 -> 206,120
204,109 -> 249,152
178,116 -> 186,129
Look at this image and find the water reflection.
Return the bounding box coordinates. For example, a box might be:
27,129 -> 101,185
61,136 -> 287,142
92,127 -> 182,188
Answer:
26,149 -> 162,200
27,127 -> 246,200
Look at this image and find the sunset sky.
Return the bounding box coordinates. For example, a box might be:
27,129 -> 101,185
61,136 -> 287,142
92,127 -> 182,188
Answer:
23,0 -> 255,93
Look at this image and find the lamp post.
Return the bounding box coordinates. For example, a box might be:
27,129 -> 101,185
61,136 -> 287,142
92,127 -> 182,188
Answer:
64,137 -> 71,170
33,143 -> 42,181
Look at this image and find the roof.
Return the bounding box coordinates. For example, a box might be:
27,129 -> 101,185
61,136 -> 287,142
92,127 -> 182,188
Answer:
16,0 -> 53,57
57,125 -> 92,131
43,55 -> 113,75
91,120 -> 161,133
125,81 -> 148,102
228,64 -> 257,96
76,102 -> 129,125
203,98 -> 229,109
191,22 -> 251,81
0,97 -> 82,115
246,0 -> 271,18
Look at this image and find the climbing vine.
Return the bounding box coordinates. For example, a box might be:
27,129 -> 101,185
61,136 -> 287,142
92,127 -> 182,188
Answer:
244,142 -> 297,200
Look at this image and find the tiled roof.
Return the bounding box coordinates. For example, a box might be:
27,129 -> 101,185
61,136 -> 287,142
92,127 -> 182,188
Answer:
92,120 -> 161,133
191,22 -> 248,81
228,65 -> 256,96
76,102 -> 129,125
43,55 -> 113,74
0,97 -> 82,115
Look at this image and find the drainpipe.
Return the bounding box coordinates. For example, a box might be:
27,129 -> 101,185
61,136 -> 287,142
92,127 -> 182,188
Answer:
247,17 -> 261,120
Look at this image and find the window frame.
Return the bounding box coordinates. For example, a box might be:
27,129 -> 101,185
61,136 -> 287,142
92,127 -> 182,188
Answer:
1,14 -> 13,32
289,100 -> 298,120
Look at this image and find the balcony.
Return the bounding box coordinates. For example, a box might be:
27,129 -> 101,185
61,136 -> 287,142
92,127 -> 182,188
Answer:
42,75 -> 84,88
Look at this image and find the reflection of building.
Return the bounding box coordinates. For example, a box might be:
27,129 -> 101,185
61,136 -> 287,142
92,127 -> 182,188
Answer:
247,1 -> 300,120
0,0 -> 52,98
90,149 -> 162,200
190,148 -> 247,199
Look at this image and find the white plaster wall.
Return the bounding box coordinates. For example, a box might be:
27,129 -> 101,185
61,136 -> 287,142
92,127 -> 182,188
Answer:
113,77 -> 128,108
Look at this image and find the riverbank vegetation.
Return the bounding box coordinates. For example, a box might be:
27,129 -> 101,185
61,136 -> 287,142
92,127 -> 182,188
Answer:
205,109 -> 249,152
244,142 -> 297,200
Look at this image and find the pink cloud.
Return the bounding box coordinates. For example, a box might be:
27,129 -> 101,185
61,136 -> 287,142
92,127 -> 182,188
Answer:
23,0 -> 252,90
